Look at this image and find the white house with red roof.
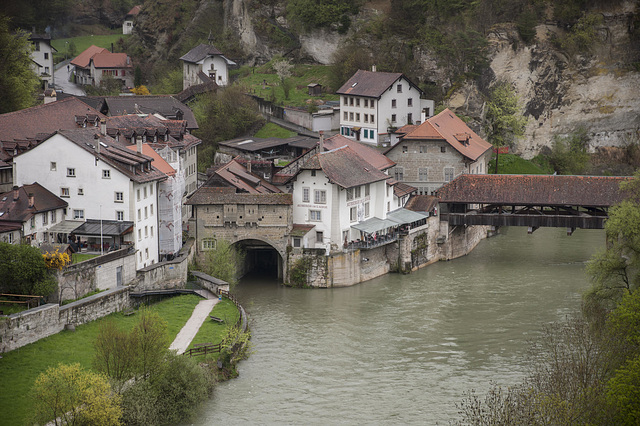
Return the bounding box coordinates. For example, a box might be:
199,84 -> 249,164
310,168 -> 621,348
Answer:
122,5 -> 142,35
336,69 -> 434,146
71,45 -> 134,88
385,108 -> 493,196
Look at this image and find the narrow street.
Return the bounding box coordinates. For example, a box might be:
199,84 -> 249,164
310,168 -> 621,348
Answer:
53,60 -> 85,96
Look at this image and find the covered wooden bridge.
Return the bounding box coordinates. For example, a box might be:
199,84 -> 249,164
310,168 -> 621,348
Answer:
437,174 -> 630,233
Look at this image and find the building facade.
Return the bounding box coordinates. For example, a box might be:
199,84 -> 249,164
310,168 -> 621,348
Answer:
29,33 -> 56,89
180,44 -> 235,89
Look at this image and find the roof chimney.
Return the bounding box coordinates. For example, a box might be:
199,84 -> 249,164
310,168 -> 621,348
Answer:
28,193 -> 34,208
94,133 -> 101,153
247,159 -> 252,173
372,65 -> 377,72
137,137 -> 143,154
13,186 -> 19,201
319,131 -> 324,151
100,119 -> 106,136
111,43 -> 114,53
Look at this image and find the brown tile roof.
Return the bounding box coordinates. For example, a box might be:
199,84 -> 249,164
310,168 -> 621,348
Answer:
175,80 -> 218,102
71,45 -> 108,68
323,134 -> 395,171
204,157 -> 281,194
0,183 -> 67,224
337,70 -> 404,98
427,109 -> 492,161
126,5 -> 142,16
291,223 -> 315,236
103,96 -> 198,129
437,174 -> 631,207
0,97 -> 105,143
92,52 -> 132,69
126,144 -> 176,176
186,187 -> 292,205
392,182 -> 417,198
405,195 -> 438,213
305,146 -> 390,189
219,135 -> 317,152
400,120 -> 443,140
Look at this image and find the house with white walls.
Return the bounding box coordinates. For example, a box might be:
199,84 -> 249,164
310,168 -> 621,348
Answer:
29,32 -> 56,89
122,5 -> 141,34
336,69 -> 434,146
71,45 -> 134,88
385,108 -> 493,195
180,43 -> 235,89
14,128 -> 167,269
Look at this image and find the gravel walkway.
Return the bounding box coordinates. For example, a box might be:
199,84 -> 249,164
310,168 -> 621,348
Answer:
169,297 -> 219,355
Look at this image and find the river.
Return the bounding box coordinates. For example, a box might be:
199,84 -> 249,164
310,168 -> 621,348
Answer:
195,227 -> 605,425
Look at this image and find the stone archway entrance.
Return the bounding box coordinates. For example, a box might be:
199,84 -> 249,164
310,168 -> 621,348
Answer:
233,239 -> 284,280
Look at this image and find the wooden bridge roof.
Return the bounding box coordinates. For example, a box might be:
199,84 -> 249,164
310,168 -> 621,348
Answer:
437,174 -> 631,207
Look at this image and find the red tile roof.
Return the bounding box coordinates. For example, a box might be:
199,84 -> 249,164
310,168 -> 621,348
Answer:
126,5 -> 142,16
126,144 -> 176,176
323,134 -> 395,171
437,174 -> 631,207
0,97 -> 105,143
71,45 -> 108,68
92,52 -> 132,69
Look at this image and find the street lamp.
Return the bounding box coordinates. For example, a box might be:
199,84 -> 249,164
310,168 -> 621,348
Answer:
65,41 -> 69,62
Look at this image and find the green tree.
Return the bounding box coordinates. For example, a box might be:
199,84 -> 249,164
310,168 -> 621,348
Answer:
587,171 -> 640,305
0,242 -> 57,297
484,81 -> 527,147
0,15 -> 40,114
152,68 -> 183,94
30,363 -> 122,426
131,307 -> 168,378
548,127 -> 590,174
203,239 -> 245,288
134,66 -> 143,88
93,320 -> 137,393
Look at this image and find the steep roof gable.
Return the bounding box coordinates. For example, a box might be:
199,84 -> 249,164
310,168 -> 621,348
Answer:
305,146 -> 390,189
179,44 -> 223,63
91,52 -> 132,69
336,70 -> 423,98
0,183 -> 67,223
427,108 -> 492,162
71,45 -> 109,68
323,134 -> 395,171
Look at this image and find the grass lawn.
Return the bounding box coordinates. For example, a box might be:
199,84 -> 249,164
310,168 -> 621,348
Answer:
72,253 -> 99,264
234,62 -> 339,108
488,153 -> 553,175
0,303 -> 27,315
254,122 -> 297,139
0,294 -> 201,426
187,298 -> 240,355
51,34 -> 130,64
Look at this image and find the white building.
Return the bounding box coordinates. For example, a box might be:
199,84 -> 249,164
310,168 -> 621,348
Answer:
29,33 -> 56,89
290,145 -> 396,249
180,43 -> 236,89
14,128 -> 167,269
122,5 -> 141,35
336,69 -> 434,146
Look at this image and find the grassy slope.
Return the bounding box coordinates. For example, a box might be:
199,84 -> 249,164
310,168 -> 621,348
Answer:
0,294 -> 201,426
254,122 -> 297,138
187,298 -> 240,353
488,153 -> 553,174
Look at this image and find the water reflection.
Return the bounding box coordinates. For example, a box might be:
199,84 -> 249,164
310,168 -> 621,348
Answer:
195,227 -> 604,425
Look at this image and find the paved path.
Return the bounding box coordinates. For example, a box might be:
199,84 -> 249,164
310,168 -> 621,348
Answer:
54,60 -> 86,96
169,292 -> 219,355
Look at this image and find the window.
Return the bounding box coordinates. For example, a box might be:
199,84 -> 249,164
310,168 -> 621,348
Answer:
137,189 -> 140,201
349,97 -> 354,106
145,206 -> 148,219
144,187 -> 147,198
344,111 -> 348,120
202,239 -> 216,250
419,168 -> 428,181
310,210 -> 321,221
60,187 -> 69,197
150,205 -> 153,216
314,190 -> 326,204
51,210 -> 56,223
34,41 -> 40,51
365,184 -> 370,196
363,129 -> 368,139
145,226 -> 148,237
391,114 -> 396,123
50,162 -> 56,171
365,202 -> 370,218
293,237 -> 301,248
138,229 -> 141,241
356,98 -> 360,107
316,231 -> 323,242
77,188 -> 84,195
44,52 -> 49,60
395,167 -> 404,181
441,146 -> 446,153
67,168 -> 76,177
402,146 -> 408,153
364,99 -> 369,107
408,98 -> 413,107
145,248 -> 149,259
346,188 -> 353,201
350,207 -> 357,222
349,112 -> 354,121
370,100 -> 375,108
31,217 -> 35,228
408,113 -> 413,124
42,212 -> 48,225
356,113 -> 360,122
420,145 -> 427,153
115,192 -> 124,202
137,209 -> 141,221
444,167 -> 454,182
387,201 -> 390,212
302,187 -> 310,203
364,115 -> 369,123
116,211 -> 124,221
343,97 -> 347,106
391,99 -> 397,108
354,186 -> 361,198
150,185 -> 153,196
397,84 -> 402,93
311,170 -> 316,177
73,209 -> 84,219
102,169 -> 110,179
150,226 -> 154,237
370,115 -> 375,123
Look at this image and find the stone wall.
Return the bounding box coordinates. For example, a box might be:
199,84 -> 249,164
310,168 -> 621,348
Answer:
439,222 -> 489,260
133,238 -> 195,291
57,247 -> 137,302
0,287 -> 130,353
